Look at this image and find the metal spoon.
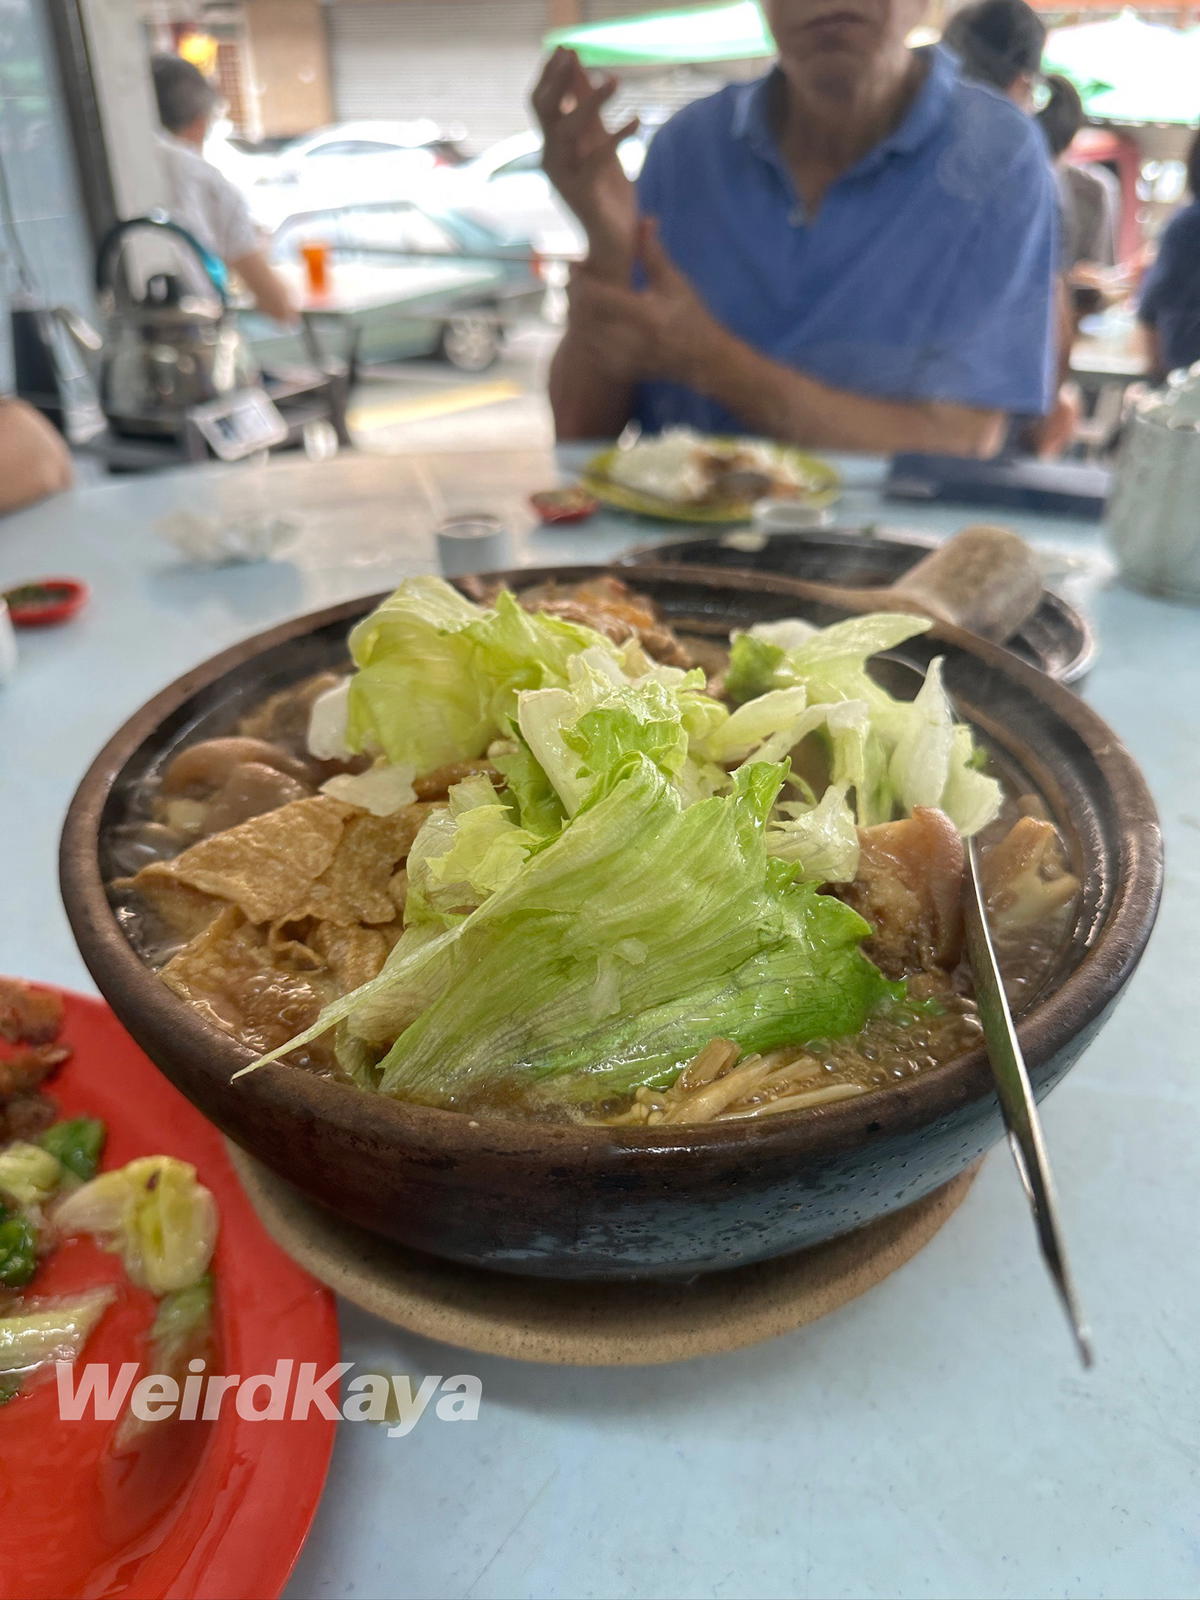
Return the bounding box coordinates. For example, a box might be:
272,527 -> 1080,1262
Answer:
962,835 -> 1094,1368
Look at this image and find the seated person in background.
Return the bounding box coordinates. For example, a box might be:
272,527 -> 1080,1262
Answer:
533,0 -> 1058,458
945,0 -> 1075,457
1138,129 -> 1200,383
941,0 -> 1044,111
150,55 -> 296,325
1037,75 -> 1118,281
0,396 -> 72,516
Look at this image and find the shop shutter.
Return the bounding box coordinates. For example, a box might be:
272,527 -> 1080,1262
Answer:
326,0 -> 550,149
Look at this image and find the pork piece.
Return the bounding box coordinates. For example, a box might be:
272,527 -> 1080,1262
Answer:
834,807 -> 965,979
980,815 -> 1079,934
237,671 -> 343,750
695,449 -> 773,505
467,576 -> 695,669
200,762 -> 313,836
0,1044 -> 70,1101
413,761 -> 499,802
0,1092 -> 58,1142
0,979 -> 64,1046
534,577 -> 695,668
161,736 -> 313,797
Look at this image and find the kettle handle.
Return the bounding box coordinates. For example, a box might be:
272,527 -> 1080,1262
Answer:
95,213 -> 229,305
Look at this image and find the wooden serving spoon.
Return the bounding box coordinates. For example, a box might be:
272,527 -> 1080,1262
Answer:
800,524 -> 1046,646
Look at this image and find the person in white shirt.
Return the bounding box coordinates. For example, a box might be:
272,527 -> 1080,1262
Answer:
151,55 -> 295,324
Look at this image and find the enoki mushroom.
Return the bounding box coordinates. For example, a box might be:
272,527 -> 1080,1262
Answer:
603,1038 -> 868,1127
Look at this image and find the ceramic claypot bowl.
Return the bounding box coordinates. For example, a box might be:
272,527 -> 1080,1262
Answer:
60,566 -> 1162,1281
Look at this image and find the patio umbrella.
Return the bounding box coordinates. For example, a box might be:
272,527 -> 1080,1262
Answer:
1044,12 -> 1184,86
1084,74 -> 1199,126
544,0 -> 773,67
1044,14 -> 1200,125
1044,13 -> 1200,123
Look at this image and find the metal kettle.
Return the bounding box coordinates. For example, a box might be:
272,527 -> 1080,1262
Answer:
90,214 -> 258,438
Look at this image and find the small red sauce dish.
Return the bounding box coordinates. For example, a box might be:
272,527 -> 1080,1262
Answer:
3,577 -> 90,628
529,488 -> 600,525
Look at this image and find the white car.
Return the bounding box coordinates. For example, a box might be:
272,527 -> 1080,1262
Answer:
247,120 -> 468,230
449,129 -> 649,263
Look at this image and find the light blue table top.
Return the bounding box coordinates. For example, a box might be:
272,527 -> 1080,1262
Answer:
0,447 -> 1196,1600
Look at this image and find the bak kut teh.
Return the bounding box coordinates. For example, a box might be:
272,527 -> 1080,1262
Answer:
107,576 -> 1078,1128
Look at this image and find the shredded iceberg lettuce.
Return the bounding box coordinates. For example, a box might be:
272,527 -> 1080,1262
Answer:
767,783 -> 861,884
405,775 -> 538,924
245,754 -> 894,1105
725,615 -> 1001,834
239,591 -> 1005,1109
343,578 -> 610,771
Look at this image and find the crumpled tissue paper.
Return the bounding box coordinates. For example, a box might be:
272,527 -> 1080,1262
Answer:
157,509 -> 300,565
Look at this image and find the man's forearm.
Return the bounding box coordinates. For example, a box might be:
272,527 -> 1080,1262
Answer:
582,233 -> 635,286
231,251 -> 298,325
686,326 -> 1004,458
548,326 -> 635,441
549,230 -> 640,441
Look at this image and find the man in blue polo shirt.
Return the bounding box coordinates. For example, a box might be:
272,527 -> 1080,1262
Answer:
533,0 -> 1058,456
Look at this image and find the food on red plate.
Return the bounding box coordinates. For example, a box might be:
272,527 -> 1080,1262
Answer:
0,979 -> 217,1408
0,975 -> 67,1044
0,984 -> 337,1600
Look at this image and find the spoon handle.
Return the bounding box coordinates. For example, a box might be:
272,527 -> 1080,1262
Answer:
963,836 -> 1094,1369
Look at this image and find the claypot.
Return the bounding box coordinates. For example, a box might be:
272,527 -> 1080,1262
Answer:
60,566 -> 1162,1280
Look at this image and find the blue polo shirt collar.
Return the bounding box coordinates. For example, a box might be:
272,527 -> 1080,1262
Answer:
731,44 -> 957,171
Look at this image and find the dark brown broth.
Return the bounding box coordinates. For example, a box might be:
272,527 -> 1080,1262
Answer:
110,651 -> 1078,1125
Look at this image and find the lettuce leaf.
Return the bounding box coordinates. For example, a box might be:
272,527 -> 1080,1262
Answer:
344,579 -> 609,771
0,1288 -> 115,1378
767,783 -> 861,884
697,686 -> 810,767
516,650 -> 727,816
294,756 -> 892,1107
54,1157 -> 217,1295
725,615 -> 1001,835
490,736 -> 566,839
405,775 -> 538,923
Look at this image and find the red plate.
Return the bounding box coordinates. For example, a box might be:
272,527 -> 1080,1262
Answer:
0,984 -> 339,1600
3,577 -> 90,627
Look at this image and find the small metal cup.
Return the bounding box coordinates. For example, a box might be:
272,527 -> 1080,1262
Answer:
751,498 -> 832,534
435,514 -> 510,578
